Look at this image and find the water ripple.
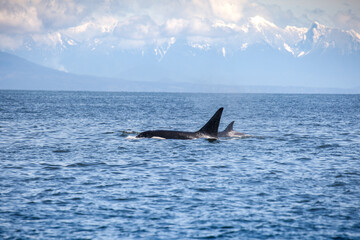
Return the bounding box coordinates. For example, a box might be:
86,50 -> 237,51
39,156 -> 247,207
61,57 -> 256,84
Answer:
1,91 -> 360,239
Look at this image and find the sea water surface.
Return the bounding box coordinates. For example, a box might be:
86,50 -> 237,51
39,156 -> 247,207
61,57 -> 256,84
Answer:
0,90 -> 359,239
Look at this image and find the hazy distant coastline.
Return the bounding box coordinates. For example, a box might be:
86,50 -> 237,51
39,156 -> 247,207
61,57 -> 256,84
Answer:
1,52 -> 358,94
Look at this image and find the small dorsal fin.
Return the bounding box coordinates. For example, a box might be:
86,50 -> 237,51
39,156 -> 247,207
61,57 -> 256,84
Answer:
197,107 -> 223,137
224,121 -> 235,133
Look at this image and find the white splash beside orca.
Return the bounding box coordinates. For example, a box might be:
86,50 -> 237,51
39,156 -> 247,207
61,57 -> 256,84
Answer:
136,108 -> 224,140
218,121 -> 247,138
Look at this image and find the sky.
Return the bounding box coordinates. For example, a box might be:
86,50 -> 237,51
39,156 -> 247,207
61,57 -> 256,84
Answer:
0,0 -> 359,51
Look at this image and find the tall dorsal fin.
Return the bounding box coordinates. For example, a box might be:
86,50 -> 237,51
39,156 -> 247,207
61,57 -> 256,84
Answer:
197,107 -> 223,137
224,121 -> 235,133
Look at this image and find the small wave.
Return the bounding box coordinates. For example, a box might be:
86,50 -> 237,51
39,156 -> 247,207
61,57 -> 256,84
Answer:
120,130 -> 139,136
231,134 -> 252,138
52,149 -> 71,153
192,187 -> 215,193
113,197 -> 138,202
126,136 -> 138,140
102,131 -> 115,134
344,171 -> 360,176
308,207 -> 327,212
66,162 -> 107,168
220,134 -> 254,140
317,143 -> 340,149
328,181 -> 346,187
42,165 -> 62,170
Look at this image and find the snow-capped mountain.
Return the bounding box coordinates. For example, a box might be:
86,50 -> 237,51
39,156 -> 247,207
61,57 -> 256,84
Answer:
15,16 -> 360,63
296,21 -> 360,55
221,16 -> 360,57
4,16 -> 359,90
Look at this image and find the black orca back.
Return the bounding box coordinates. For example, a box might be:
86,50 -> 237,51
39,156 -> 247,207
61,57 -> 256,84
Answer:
197,107 -> 224,138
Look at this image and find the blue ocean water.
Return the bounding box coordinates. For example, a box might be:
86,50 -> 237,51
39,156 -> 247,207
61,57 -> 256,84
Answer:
0,90 -> 360,239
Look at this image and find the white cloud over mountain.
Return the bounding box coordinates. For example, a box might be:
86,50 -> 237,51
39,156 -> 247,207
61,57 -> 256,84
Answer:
13,13 -> 359,60
1,0 -> 359,52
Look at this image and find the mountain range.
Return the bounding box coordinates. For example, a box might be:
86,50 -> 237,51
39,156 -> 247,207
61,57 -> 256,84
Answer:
1,16 -> 360,93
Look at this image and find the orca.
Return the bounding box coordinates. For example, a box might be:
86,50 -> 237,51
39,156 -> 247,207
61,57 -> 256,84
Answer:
218,121 -> 246,138
136,108 -> 223,139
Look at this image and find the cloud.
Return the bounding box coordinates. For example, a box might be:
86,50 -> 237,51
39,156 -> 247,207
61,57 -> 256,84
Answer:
0,0 -> 86,34
0,34 -> 23,49
36,0 -> 85,29
334,10 -> 360,32
253,0 -> 360,31
165,18 -> 188,35
114,15 -> 160,40
210,0 -> 246,22
0,1 -> 42,34
0,0 -> 359,51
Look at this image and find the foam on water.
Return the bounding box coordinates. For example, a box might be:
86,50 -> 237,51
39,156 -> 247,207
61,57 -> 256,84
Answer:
125,135 -> 138,140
